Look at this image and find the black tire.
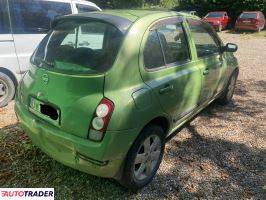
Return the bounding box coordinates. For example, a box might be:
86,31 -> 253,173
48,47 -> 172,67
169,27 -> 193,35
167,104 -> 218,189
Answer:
119,125 -> 165,190
218,70 -> 238,105
0,72 -> 16,107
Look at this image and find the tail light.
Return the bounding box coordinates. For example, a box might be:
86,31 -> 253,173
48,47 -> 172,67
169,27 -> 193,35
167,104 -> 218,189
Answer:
88,98 -> 114,141
255,19 -> 259,24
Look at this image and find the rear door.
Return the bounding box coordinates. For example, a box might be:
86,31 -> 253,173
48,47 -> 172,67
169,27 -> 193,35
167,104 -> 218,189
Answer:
8,0 -> 73,74
187,18 -> 227,104
140,17 -> 202,123
0,0 -> 20,77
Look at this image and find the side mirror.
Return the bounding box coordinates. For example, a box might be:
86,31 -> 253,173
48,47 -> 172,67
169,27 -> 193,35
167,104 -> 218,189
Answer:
223,43 -> 238,53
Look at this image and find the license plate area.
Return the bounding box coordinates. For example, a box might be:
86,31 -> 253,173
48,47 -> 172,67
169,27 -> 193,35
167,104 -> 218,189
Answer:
243,20 -> 251,23
29,97 -> 60,126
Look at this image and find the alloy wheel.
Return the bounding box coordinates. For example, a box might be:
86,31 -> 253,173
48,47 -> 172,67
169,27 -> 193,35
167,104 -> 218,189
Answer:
0,79 -> 8,102
227,75 -> 236,100
133,135 -> 162,181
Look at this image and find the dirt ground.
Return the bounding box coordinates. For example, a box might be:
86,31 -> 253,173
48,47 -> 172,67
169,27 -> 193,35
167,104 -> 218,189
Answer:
0,32 -> 265,199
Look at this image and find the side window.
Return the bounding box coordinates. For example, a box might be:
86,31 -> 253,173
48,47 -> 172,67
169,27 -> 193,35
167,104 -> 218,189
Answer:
0,0 -> 11,34
187,19 -> 220,58
76,4 -> 99,13
157,22 -> 190,64
144,30 -> 165,69
9,0 -> 72,34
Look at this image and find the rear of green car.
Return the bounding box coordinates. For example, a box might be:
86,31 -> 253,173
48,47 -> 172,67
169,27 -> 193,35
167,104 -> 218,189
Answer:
15,10 -> 239,190
15,13 -> 140,177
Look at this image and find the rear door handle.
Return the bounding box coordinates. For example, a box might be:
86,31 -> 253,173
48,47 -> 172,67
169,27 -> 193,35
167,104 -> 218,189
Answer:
159,84 -> 174,94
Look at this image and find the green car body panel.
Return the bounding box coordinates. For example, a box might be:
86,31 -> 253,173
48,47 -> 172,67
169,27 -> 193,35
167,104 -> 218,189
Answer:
15,10 -> 239,179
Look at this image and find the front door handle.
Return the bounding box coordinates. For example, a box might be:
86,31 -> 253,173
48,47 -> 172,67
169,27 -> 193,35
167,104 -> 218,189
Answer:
159,84 -> 174,94
203,69 -> 209,75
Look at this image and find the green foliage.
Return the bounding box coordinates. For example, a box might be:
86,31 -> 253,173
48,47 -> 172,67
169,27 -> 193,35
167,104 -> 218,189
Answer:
90,0 -> 160,8
177,0 -> 266,20
160,0 -> 179,8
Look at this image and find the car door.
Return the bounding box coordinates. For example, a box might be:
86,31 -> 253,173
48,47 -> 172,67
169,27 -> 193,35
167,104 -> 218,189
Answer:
8,0 -> 73,74
139,17 -> 202,124
0,0 -> 20,78
187,18 -> 227,104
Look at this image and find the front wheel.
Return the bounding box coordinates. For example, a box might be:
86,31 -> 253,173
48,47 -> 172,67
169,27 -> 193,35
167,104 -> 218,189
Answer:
218,71 -> 238,105
0,72 -> 16,107
119,125 -> 165,190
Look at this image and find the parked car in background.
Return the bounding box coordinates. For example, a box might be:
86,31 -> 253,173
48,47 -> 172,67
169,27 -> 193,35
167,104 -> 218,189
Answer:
0,0 -> 101,107
203,11 -> 230,32
235,11 -> 265,32
15,9 -> 239,190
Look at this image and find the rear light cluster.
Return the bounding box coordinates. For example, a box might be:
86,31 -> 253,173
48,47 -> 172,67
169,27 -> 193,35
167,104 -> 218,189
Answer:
88,98 -> 114,141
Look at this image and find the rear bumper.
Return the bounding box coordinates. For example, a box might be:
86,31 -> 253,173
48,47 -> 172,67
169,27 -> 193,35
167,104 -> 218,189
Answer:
15,100 -> 140,178
235,24 -> 259,31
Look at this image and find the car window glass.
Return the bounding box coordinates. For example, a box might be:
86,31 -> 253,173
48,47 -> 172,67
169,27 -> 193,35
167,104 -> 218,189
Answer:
144,30 -> 165,69
0,0 -> 11,34
240,13 -> 257,19
207,13 -> 224,18
61,23 -> 105,50
76,4 -> 98,13
32,21 -> 123,74
187,19 -> 220,58
157,22 -> 190,64
9,0 -> 72,34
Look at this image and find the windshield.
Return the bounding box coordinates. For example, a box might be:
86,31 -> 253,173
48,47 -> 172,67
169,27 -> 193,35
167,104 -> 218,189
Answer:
240,13 -> 257,19
31,20 -> 124,74
206,13 -> 224,18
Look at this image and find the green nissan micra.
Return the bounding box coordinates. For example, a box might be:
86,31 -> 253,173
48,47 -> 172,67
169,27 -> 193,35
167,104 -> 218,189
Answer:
15,9 -> 239,190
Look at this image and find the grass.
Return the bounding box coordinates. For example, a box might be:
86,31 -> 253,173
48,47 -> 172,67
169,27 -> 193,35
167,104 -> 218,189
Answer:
0,126 -> 131,199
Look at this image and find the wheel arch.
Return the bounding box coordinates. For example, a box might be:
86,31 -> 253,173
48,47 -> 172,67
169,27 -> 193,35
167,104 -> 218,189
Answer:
0,67 -> 18,88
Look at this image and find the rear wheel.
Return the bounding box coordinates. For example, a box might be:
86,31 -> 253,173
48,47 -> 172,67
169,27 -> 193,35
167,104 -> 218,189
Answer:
119,125 -> 165,190
0,72 -> 15,107
218,71 -> 238,105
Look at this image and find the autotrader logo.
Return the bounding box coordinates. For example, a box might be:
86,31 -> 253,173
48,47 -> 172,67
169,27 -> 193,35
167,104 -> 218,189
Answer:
0,188 -> 54,200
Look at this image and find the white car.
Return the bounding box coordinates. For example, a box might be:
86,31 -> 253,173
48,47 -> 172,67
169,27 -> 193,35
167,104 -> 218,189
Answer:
0,0 -> 101,107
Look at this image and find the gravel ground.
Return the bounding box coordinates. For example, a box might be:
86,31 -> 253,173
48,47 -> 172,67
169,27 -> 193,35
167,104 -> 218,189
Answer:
0,32 -> 265,199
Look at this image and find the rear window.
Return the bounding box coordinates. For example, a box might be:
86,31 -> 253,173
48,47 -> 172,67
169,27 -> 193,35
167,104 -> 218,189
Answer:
240,13 -> 257,19
31,20 -> 124,74
206,13 -> 224,18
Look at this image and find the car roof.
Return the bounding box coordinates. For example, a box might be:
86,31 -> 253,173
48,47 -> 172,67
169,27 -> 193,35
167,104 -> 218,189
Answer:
208,11 -> 227,13
52,9 -> 199,33
241,11 -> 260,13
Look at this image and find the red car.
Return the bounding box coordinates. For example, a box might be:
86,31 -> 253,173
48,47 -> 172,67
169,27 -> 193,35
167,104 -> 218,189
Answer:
235,11 -> 265,32
203,11 -> 230,32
